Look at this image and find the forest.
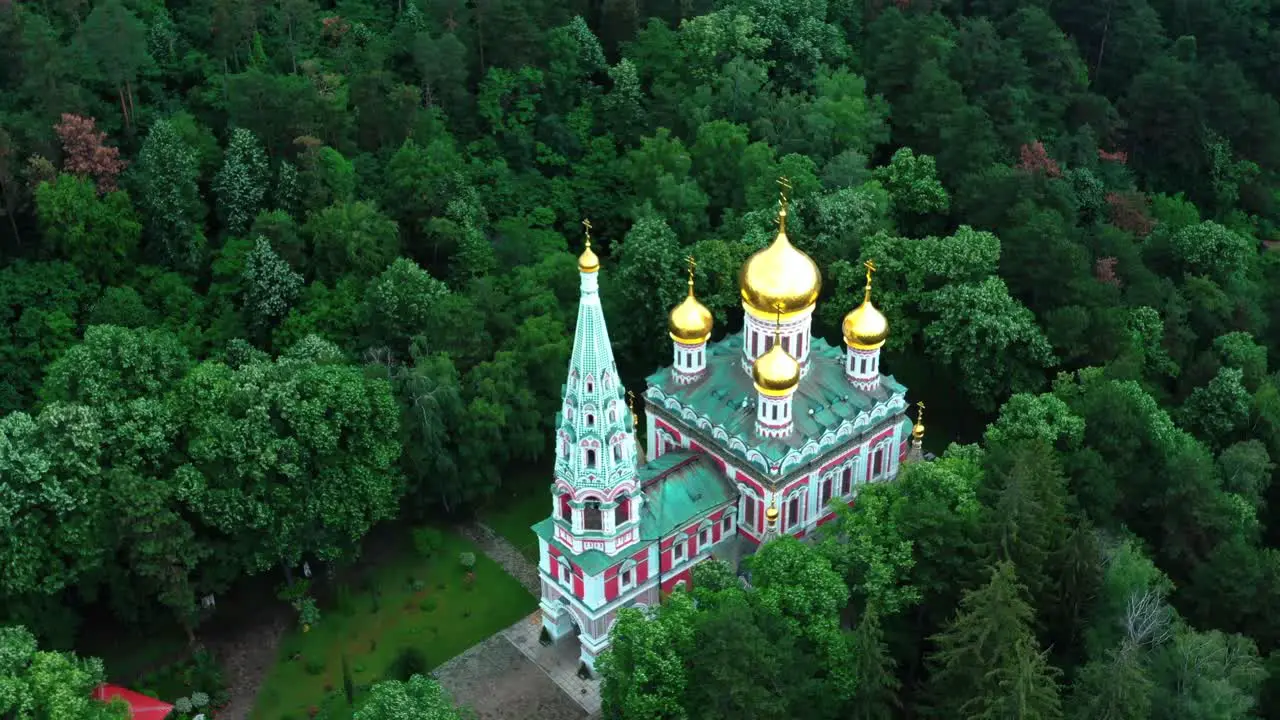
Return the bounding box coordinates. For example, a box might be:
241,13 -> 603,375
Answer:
1,0 -> 1280,717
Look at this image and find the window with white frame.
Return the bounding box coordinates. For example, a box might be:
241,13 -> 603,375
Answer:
559,561 -> 572,585
585,448 -> 597,467
698,524 -> 710,547
722,513 -> 733,534
841,466 -> 852,495
872,446 -> 884,478
620,562 -> 636,591
743,495 -> 756,531
820,476 -> 833,507
787,495 -> 800,529
674,540 -> 686,562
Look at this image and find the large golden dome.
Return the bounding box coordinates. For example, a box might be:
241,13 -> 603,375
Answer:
739,207 -> 821,318
752,341 -> 800,397
843,260 -> 889,350
669,275 -> 713,344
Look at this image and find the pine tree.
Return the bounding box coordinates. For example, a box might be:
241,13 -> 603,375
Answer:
978,439 -> 1069,614
214,127 -> 269,236
849,604 -> 900,720
925,561 -> 1063,719
1068,645 -> 1153,720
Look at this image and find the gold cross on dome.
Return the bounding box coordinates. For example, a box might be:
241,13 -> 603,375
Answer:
864,259 -> 877,285
686,255 -> 697,283
582,218 -> 593,244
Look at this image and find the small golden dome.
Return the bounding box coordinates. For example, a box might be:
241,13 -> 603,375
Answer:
669,277 -> 713,344
578,238 -> 599,274
911,400 -> 925,440
752,341 -> 800,397
843,260 -> 889,350
844,302 -> 889,350
765,504 -> 779,524
739,206 -> 821,317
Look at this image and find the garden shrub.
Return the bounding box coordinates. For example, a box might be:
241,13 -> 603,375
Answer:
412,527 -> 444,558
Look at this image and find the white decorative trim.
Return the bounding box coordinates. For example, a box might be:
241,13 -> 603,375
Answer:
646,386 -> 907,476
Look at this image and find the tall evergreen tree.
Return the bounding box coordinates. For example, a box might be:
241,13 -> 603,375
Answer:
849,604 -> 899,720
925,561 -> 1063,719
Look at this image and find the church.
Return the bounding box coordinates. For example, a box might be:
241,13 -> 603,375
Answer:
530,188 -> 924,672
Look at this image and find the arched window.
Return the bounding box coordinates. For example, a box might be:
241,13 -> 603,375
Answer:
584,501 -> 602,530
743,495 -> 757,530
787,495 -> 800,529
612,443 -> 622,462
559,494 -> 572,521
820,476 -> 833,506
586,378 -> 594,393
841,466 -> 852,495
872,447 -> 884,477
614,497 -> 629,525
585,448 -> 597,467
586,413 -> 595,427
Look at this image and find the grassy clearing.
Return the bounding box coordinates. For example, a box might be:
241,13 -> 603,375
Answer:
481,489 -> 549,564
250,530 -> 536,720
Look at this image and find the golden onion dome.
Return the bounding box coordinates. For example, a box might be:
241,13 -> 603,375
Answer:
669,276 -> 713,344
843,260 -> 889,350
752,341 -> 800,397
843,301 -> 889,350
578,237 -> 600,273
912,401 -> 925,440
739,206 -> 821,317
765,504 -> 779,524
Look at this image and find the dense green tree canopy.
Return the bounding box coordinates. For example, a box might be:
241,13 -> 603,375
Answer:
1,0 -> 1279,715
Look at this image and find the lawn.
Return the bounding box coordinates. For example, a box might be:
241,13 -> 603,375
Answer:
481,490 -> 550,563
250,529 -> 536,720
480,456 -> 554,563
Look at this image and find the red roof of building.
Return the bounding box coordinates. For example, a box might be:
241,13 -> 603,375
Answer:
93,684 -> 175,720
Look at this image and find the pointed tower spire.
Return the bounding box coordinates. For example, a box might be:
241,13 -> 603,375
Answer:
551,220 -> 640,558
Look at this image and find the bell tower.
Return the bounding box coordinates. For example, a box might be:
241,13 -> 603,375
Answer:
550,220 -> 642,557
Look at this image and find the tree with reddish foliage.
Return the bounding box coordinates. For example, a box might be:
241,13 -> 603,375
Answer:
54,114 -> 128,192
1094,257 -> 1121,288
1017,141 -> 1062,178
1106,191 -> 1155,237
1097,148 -> 1128,164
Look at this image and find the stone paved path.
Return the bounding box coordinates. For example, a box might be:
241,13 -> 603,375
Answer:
209,613 -> 287,720
433,631 -> 588,720
455,522 -> 541,596
448,522 -> 605,717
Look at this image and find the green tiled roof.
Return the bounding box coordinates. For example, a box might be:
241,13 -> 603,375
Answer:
637,452 -> 736,541
531,451 -> 736,574
645,333 -> 908,473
